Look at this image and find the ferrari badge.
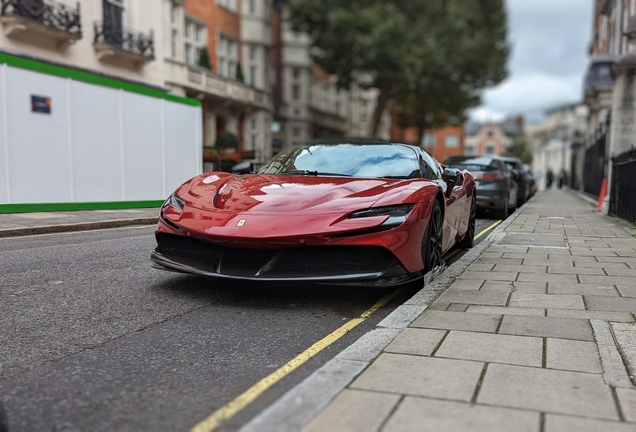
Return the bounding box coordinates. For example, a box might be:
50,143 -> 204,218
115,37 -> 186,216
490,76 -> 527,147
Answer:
237,219 -> 246,227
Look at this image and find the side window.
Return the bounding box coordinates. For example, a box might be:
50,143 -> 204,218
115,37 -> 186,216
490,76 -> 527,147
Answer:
419,149 -> 441,180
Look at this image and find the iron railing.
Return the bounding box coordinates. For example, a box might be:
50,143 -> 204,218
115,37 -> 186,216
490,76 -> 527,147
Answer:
93,20 -> 154,59
610,148 -> 636,223
583,116 -> 609,197
0,0 -> 82,37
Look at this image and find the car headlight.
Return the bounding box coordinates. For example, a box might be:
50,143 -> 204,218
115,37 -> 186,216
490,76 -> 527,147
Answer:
164,193 -> 185,211
349,204 -> 415,228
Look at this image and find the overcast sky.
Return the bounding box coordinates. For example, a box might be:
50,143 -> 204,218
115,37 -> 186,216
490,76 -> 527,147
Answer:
468,0 -> 594,124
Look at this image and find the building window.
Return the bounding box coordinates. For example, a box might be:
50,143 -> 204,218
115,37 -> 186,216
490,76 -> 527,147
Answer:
292,127 -> 301,137
422,134 -> 436,147
445,134 -> 459,148
292,84 -> 300,101
171,30 -> 178,58
487,129 -> 494,137
293,67 -> 300,79
322,82 -> 329,110
184,18 -> 206,65
249,45 -> 257,61
248,0 -> 257,16
103,0 -> 125,28
171,5 -> 178,25
217,0 -> 237,12
218,35 -> 238,78
465,145 -> 475,155
485,145 -> 495,155
250,65 -> 257,87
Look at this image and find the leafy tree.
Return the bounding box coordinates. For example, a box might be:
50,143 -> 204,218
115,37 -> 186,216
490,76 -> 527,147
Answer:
236,63 -> 245,82
288,0 -> 509,137
198,47 -> 212,70
506,135 -> 533,164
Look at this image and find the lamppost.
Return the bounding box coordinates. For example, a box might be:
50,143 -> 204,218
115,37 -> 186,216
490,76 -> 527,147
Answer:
271,0 -> 284,155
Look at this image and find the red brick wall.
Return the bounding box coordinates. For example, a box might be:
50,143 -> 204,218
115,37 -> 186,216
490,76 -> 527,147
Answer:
391,124 -> 465,162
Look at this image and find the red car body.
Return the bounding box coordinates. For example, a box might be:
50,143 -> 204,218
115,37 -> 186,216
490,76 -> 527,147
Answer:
152,142 -> 476,287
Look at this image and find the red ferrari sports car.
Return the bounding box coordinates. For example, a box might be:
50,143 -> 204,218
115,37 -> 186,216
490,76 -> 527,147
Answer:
151,140 -> 476,287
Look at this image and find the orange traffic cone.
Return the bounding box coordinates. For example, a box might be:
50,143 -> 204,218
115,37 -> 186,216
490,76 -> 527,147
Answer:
596,178 -> 607,211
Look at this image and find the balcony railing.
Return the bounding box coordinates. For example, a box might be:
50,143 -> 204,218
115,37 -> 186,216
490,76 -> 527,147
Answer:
0,0 -> 81,37
93,21 -> 154,60
166,60 -> 272,111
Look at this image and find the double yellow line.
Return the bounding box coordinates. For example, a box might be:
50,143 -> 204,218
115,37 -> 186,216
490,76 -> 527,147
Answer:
191,220 -> 502,432
191,290 -> 400,432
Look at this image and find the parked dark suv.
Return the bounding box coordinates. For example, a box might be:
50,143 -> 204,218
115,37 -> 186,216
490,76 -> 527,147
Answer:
445,155 -> 518,219
500,157 -> 532,207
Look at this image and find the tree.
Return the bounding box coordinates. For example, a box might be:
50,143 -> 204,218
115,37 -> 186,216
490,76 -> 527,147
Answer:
236,63 -> 245,82
215,132 -> 239,150
506,135 -> 533,164
289,0 -> 509,137
198,47 -> 212,70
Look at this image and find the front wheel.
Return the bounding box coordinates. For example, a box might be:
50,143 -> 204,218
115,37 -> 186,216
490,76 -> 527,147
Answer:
458,196 -> 476,248
422,200 -> 443,272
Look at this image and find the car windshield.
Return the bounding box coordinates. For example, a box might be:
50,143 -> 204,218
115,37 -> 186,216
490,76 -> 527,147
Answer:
445,156 -> 499,172
257,143 -> 421,179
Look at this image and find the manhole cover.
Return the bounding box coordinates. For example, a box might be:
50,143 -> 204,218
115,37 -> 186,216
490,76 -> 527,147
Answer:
498,233 -> 567,247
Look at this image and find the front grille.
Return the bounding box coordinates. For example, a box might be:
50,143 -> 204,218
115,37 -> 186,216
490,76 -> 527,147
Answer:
155,233 -> 222,270
277,247 -> 395,272
155,233 -> 398,277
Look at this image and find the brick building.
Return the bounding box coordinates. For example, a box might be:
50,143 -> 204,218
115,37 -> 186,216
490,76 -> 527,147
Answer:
391,124 -> 465,162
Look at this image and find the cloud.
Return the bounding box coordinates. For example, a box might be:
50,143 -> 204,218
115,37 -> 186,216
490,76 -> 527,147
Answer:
470,0 -> 594,122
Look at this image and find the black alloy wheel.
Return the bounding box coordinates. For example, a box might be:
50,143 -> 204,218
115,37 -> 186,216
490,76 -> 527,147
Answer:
458,195 -> 476,248
423,200 -> 443,272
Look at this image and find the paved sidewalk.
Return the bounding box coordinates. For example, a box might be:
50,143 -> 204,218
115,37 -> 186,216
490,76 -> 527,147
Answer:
0,207 -> 159,237
245,189 -> 636,432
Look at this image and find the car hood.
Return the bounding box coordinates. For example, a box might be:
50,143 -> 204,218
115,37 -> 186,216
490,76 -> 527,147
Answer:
180,173 -> 406,214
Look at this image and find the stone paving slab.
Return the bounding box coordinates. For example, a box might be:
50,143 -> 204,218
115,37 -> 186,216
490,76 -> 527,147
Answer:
435,331 -> 542,367
382,397 -> 540,432
548,283 -> 619,296
545,414 -> 636,432
478,364 -> 618,419
546,338 -> 603,374
499,315 -> 594,341
548,266 -> 606,275
509,281 -> 547,294
465,305 -> 546,317
457,270 -> 519,282
585,296 -> 636,313
617,285 -> 636,297
411,310 -> 501,333
508,293 -> 585,310
301,389 -> 400,432
516,273 -> 579,284
350,353 -> 483,402
546,309 -> 635,322
384,328 -> 446,357
615,388 -> 636,423
434,290 -> 510,307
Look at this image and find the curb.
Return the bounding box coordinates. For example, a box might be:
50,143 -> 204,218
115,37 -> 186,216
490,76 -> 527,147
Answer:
240,203 -> 528,432
0,218 -> 158,238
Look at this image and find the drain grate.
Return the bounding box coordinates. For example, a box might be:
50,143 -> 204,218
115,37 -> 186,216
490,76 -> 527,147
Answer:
498,233 -> 567,247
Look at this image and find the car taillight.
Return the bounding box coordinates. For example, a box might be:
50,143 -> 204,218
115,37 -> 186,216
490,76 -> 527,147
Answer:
483,173 -> 505,181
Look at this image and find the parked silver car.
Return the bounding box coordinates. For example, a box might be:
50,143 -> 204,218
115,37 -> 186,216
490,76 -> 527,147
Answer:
445,155 -> 518,219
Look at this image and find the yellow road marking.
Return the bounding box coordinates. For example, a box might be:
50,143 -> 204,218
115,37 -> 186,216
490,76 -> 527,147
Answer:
475,220 -> 502,240
190,289 -> 401,432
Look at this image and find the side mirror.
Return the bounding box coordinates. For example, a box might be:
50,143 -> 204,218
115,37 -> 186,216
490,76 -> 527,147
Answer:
442,168 -> 461,198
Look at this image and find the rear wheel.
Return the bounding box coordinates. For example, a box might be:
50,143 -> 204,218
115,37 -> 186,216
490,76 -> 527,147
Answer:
422,200 -> 443,272
458,196 -> 476,248
497,196 -> 509,220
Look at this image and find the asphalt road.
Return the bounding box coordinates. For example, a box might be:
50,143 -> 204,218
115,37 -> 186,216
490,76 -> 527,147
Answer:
0,216 -> 498,432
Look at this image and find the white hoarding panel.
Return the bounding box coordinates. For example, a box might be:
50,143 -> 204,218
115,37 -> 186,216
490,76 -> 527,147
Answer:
121,91 -> 164,201
6,67 -> 72,203
70,80 -> 123,202
0,64 -> 8,204
164,101 -> 201,195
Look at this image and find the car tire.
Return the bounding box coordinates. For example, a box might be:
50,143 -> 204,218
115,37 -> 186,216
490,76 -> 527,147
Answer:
498,196 -> 509,220
458,196 -> 476,249
422,200 -> 443,272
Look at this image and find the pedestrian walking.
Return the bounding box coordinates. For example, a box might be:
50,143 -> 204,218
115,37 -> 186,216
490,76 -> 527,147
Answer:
546,169 -> 554,189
